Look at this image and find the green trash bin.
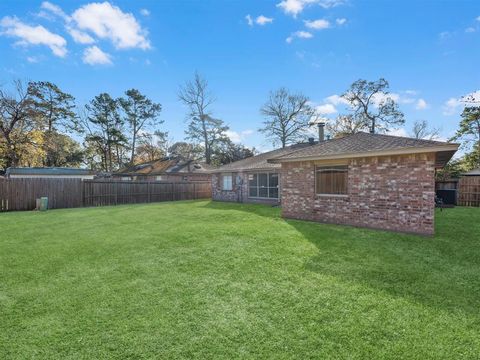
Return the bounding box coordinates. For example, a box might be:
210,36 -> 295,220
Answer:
39,197 -> 48,211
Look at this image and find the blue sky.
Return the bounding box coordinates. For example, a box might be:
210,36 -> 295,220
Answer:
1,0 -> 479,151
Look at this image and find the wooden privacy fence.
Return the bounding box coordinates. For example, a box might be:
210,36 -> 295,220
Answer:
0,178 -> 211,212
83,180 -> 211,207
458,176 -> 480,207
0,178 -> 83,211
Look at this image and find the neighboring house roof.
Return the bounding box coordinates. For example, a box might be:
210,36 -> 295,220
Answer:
269,132 -> 459,168
115,158 -> 214,176
463,168 -> 480,176
211,142 -> 316,172
6,167 -> 94,176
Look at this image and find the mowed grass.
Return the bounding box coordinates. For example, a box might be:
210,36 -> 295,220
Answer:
0,201 -> 479,359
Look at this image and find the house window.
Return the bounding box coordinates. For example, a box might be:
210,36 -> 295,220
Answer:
315,165 -> 348,195
248,173 -> 279,199
222,174 -> 233,191
156,175 -> 165,181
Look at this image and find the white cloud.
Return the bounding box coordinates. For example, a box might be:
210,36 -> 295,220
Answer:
41,1 -> 68,20
72,2 -> 150,49
336,18 -> 347,25
0,16 -> 67,57
67,27 -> 95,44
476,16 -> 480,22
465,27 -> 476,33
82,45 -> 112,65
226,129 -> 254,143
315,103 -> 337,115
388,128 -> 408,137
140,9 -> 150,16
277,0 -> 344,17
286,30 -> 313,43
245,14 -> 253,26
415,98 -> 428,110
404,89 -> 418,95
304,19 -> 330,30
442,97 -> 462,116
256,15 -> 273,25
26,56 -> 40,63
325,94 -> 349,106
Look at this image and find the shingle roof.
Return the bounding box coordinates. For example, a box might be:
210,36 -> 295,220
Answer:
269,132 -> 458,162
6,167 -> 94,176
212,142 -> 315,172
116,158 -> 214,176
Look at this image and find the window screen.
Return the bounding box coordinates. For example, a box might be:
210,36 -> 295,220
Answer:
248,173 -> 279,199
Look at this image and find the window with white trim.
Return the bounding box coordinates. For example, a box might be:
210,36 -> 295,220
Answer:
248,173 -> 279,199
315,165 -> 348,195
222,174 -> 233,191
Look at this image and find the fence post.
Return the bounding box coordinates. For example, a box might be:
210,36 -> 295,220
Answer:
147,181 -> 151,203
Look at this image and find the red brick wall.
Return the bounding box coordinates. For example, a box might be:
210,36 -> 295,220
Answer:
281,153 -> 436,235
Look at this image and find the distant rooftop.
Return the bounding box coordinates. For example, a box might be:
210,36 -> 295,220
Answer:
115,158 -> 215,176
6,167 -> 94,176
463,168 -> 480,176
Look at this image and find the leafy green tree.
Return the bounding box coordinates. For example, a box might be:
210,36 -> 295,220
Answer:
168,141 -> 203,161
259,87 -> 314,148
135,130 -> 169,163
211,138 -> 255,165
119,89 -> 162,164
178,72 -> 229,164
81,93 -> 127,171
342,78 -> 405,134
452,105 -> 480,167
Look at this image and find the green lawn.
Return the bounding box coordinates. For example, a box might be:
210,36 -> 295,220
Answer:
1,201 -> 479,359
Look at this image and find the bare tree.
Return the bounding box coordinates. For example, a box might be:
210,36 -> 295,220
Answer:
178,72 -> 228,164
0,80 -> 36,168
259,87 -> 314,148
411,120 -> 440,140
326,114 -> 365,138
342,78 -> 405,134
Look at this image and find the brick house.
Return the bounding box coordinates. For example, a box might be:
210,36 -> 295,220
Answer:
269,132 -> 458,235
113,158 -> 213,182
212,132 -> 458,235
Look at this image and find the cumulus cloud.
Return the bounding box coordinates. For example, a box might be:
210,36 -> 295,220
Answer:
140,9 -> 150,16
286,30 -> 313,43
315,103 -> 337,115
0,16 -> 67,57
336,18 -> 347,25
304,19 -> 330,30
245,14 -> 254,26
40,1 -> 68,20
277,0 -> 344,17
82,45 -> 112,65
442,97 -> 462,116
71,2 -> 150,49
324,94 -> 349,106
226,129 -> 254,143
67,27 -> 95,44
415,98 -> 428,110
255,15 -> 274,25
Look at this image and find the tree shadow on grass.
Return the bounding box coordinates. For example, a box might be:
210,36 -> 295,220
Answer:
287,215 -> 480,316
203,201 -> 480,316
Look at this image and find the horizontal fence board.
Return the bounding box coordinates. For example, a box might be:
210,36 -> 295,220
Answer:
0,179 -> 211,212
